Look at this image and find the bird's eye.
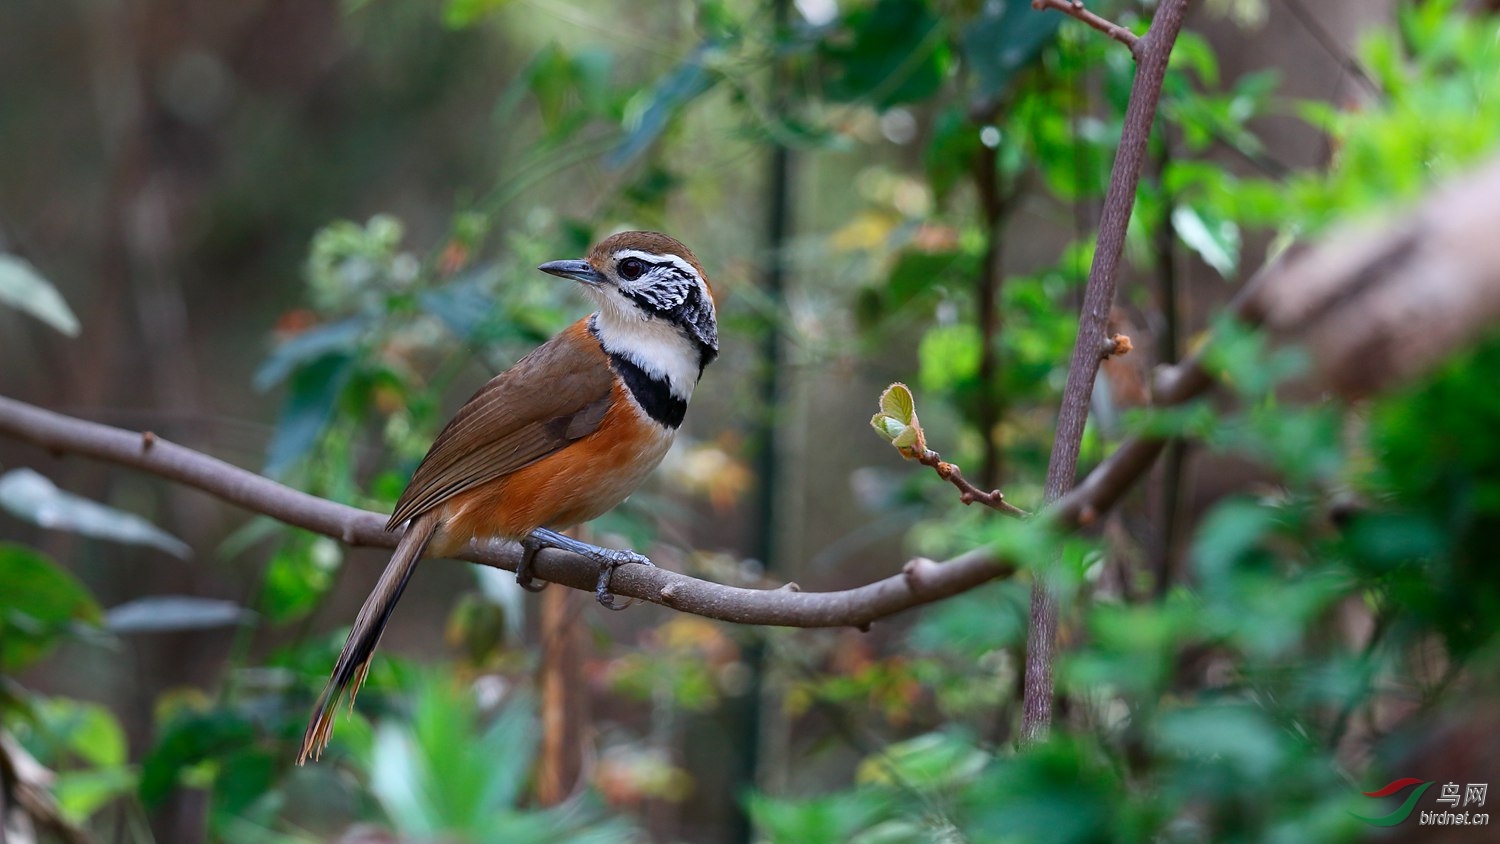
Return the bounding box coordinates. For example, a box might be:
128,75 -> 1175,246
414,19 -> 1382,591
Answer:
618,257 -> 647,281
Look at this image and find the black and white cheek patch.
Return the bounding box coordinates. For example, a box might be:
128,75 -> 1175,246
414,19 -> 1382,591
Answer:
615,251 -> 719,361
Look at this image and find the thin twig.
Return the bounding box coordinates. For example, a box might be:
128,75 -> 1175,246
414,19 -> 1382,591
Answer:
1022,0 -> 1192,745
916,448 -> 1028,517
1032,0 -> 1143,59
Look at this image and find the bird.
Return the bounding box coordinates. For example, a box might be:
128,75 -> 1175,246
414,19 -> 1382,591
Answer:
297,230 -> 718,763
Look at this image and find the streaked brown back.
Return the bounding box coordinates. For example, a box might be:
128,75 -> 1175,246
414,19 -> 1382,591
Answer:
385,318 -> 613,529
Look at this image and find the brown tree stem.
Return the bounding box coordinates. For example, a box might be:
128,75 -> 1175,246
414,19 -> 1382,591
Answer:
536,584 -> 589,805
1022,0 -> 1192,744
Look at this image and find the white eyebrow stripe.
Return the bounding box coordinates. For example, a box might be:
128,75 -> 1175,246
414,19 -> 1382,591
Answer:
615,249 -> 703,286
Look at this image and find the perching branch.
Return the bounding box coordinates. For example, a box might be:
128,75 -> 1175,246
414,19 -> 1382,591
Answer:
0,382 -> 1196,630
4,151 -> 1500,632
1023,0 -> 1192,744
1032,0 -> 1143,59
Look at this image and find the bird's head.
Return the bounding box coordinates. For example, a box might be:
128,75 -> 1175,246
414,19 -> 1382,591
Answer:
539,231 -> 719,385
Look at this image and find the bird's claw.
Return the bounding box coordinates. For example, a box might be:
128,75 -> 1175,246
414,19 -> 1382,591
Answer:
515,536 -> 550,593
593,548 -> 654,610
518,528 -> 654,609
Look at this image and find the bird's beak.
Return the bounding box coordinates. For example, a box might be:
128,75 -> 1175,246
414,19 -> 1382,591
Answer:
537,259 -> 605,286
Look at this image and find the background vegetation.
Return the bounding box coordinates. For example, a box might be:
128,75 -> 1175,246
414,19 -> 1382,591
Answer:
2,0 -> 1499,841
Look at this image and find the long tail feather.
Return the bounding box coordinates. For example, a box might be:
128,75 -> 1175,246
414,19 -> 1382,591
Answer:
297,512 -> 440,764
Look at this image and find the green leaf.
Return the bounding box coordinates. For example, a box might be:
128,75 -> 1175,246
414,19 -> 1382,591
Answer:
442,0 -> 517,28
817,0 -> 951,109
746,790 -> 885,844
890,425 -> 919,450
909,582 -> 1030,660
252,318 -> 364,391
420,274 -> 499,340
878,383 -> 915,424
1167,30 -> 1221,87
522,44 -> 613,134
0,468 -> 191,559
960,738 -> 1122,843
210,748 -> 278,822
885,248 -> 972,309
961,0 -> 1062,103
106,596 -> 253,633
0,543 -> 103,671
261,536 -> 341,623
33,697 -> 129,768
1172,204 -> 1240,277
1155,705 -> 1289,781
1190,497 -> 1277,591
869,414 -> 900,442
139,709 -> 255,807
611,45 -> 715,167
55,768 -> 137,823
923,109 -> 983,201
0,253 -> 80,336
368,682 -> 548,836
857,731 -> 988,791
264,351 -> 355,478
918,323 -> 982,394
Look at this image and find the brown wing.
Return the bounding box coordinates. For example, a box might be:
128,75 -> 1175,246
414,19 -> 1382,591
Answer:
385,320 -> 613,529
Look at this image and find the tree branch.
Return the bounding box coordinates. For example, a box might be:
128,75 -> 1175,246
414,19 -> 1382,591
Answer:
0,386 -> 1199,630
1243,155 -> 1500,399
915,447 -> 1028,517
1033,0 -> 1143,59
1023,0 -> 1192,744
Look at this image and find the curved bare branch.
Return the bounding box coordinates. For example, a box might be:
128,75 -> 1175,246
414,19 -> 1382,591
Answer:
0,392 -> 1190,628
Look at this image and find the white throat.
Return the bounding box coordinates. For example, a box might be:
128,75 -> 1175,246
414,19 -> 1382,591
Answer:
590,308 -> 700,400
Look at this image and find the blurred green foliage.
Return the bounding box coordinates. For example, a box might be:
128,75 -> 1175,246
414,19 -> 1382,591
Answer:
363,681 -> 631,842
3,0 -> 1500,842
0,543 -> 103,673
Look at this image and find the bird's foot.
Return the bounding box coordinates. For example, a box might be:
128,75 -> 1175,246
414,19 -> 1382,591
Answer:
585,545 -> 653,610
515,534 -> 551,593
523,527 -> 654,610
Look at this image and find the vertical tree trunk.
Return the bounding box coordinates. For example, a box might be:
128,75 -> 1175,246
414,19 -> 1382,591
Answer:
535,585 -> 589,806
733,0 -> 795,839
975,143 -> 1009,489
